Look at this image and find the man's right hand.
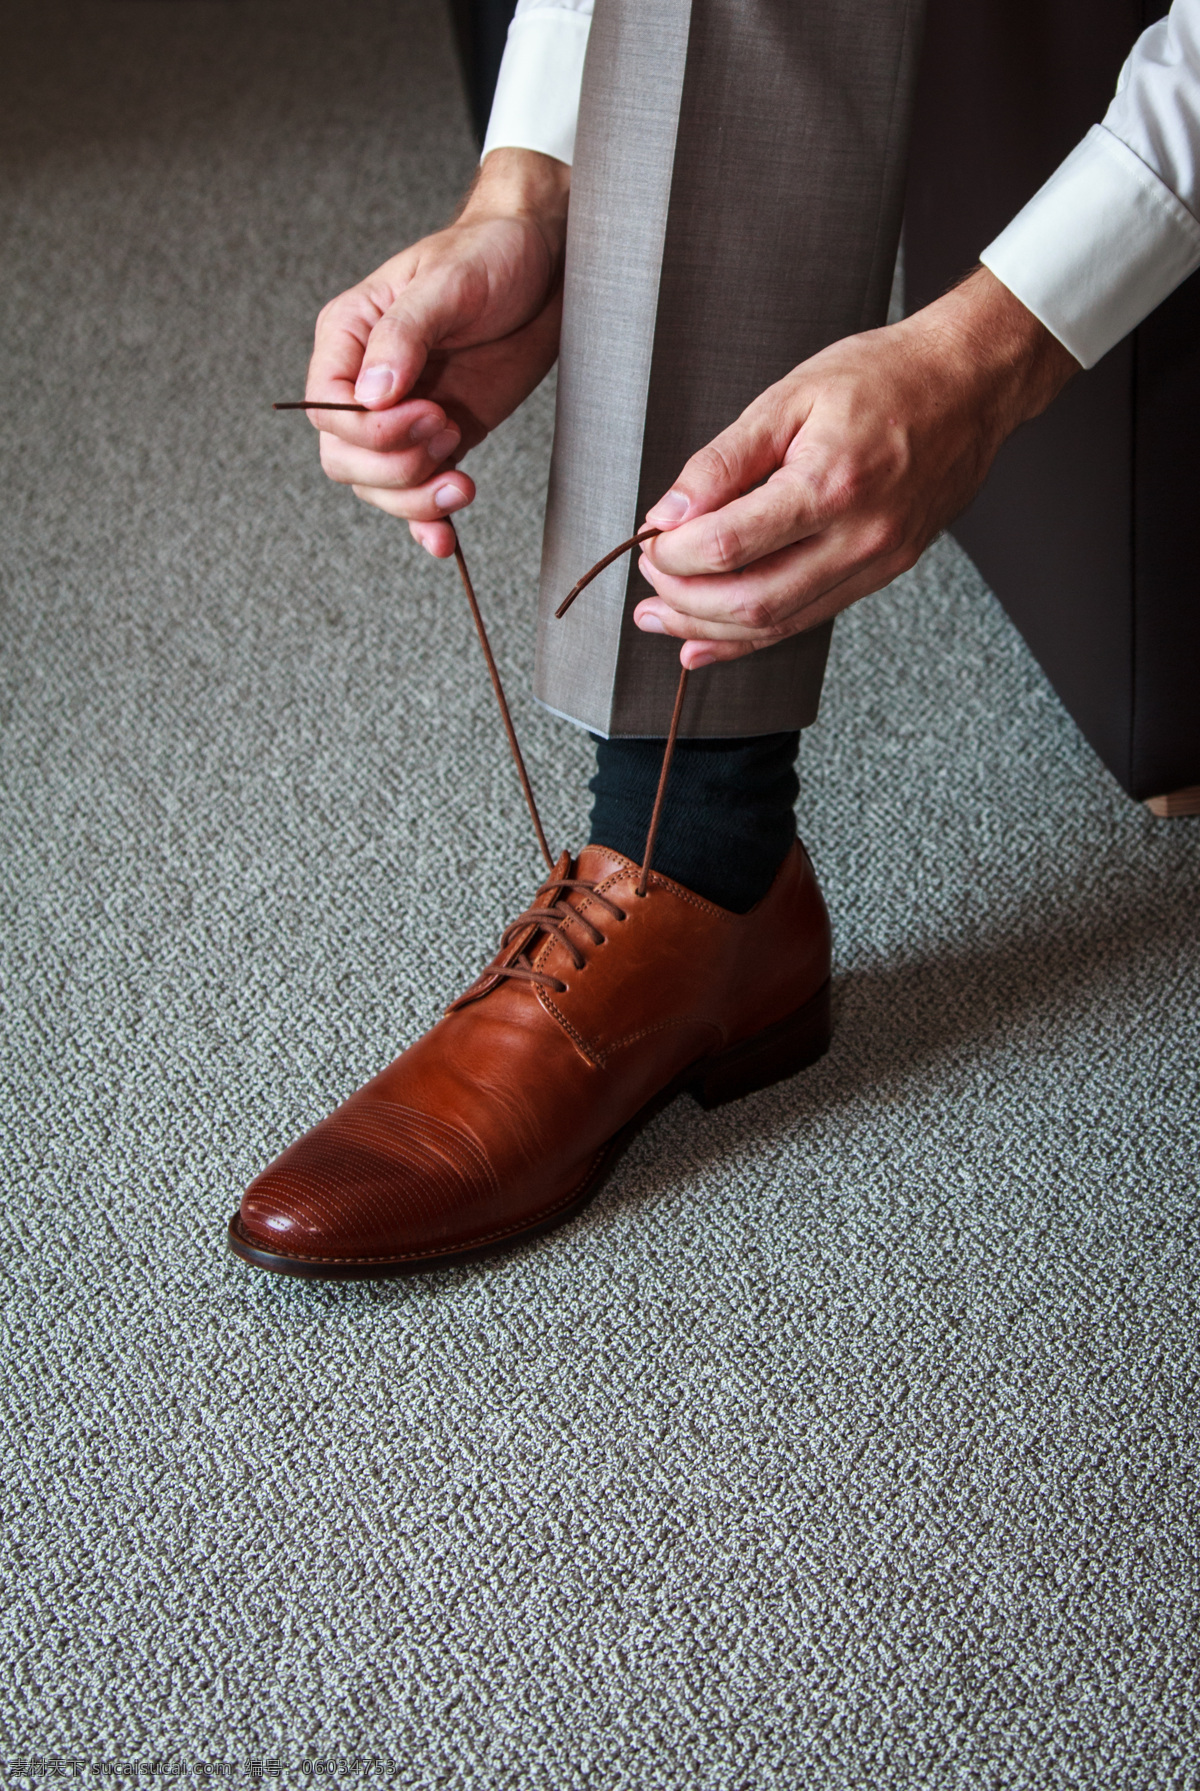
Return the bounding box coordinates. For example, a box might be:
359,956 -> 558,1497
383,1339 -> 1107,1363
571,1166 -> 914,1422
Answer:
307,148 -> 570,557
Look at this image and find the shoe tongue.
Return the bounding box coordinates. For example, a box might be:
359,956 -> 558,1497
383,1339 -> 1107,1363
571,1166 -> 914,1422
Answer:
574,842 -> 640,886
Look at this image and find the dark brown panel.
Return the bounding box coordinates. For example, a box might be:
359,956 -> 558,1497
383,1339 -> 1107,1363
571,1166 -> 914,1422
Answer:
903,0 -> 1200,797
1132,276 -> 1200,798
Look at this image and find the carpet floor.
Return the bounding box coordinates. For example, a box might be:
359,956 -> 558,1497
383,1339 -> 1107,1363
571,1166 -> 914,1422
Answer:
2,4 -> 1198,1787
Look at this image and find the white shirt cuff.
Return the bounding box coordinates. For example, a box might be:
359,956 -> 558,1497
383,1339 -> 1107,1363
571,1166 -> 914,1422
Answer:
481,1 -> 592,167
981,124 -> 1200,368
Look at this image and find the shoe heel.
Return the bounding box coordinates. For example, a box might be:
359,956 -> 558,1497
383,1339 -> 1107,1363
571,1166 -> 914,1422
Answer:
692,979 -> 831,1109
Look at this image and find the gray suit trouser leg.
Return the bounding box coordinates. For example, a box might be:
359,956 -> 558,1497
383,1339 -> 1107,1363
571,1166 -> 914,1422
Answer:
534,0 -> 925,738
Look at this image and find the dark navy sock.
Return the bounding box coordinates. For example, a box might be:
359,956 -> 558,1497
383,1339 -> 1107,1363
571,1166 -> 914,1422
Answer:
587,731 -> 800,912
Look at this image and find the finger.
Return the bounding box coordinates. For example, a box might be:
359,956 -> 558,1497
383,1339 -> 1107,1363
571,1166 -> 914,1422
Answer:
308,287 -> 452,447
634,597 -> 779,645
319,424 -> 463,489
634,541 -> 902,645
304,385 -> 453,453
643,385 -> 804,530
636,504 -> 907,629
643,459 -> 832,581
636,536 -> 820,632
301,353 -> 451,450
680,638 -> 755,669
353,259 -> 488,409
409,519 -> 459,558
351,470 -> 476,524
307,289 -> 376,407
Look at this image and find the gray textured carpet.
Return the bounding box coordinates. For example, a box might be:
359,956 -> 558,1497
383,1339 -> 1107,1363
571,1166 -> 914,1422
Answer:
2,4 -> 1198,1786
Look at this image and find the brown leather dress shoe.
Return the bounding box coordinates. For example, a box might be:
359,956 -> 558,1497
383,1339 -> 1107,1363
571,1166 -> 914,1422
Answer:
228,838 -> 831,1277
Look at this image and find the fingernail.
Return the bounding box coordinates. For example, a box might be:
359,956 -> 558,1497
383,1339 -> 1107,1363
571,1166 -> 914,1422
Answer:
646,489 -> 689,526
355,365 -> 395,404
637,612 -> 665,634
427,427 -> 460,461
688,648 -> 716,668
435,485 -> 468,512
408,414 -> 443,445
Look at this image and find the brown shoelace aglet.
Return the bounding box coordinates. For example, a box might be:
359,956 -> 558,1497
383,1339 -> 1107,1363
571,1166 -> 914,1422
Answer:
273,400 -> 368,411
554,527 -> 661,618
636,664 -> 689,897
450,527 -> 555,873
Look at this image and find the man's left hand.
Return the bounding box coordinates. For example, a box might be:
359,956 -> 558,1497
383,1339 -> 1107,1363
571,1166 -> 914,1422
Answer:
634,268 -> 1080,669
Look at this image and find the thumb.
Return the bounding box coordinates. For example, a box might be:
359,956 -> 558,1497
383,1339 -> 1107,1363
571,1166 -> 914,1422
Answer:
354,251 -> 487,405
354,288 -> 446,407
644,392 -> 795,529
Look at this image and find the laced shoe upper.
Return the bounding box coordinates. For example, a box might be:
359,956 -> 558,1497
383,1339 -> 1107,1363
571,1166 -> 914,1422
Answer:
237,840 -> 830,1266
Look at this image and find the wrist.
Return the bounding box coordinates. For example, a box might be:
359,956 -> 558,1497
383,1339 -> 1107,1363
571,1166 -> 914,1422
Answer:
461,147 -> 571,261
918,266 -> 1080,445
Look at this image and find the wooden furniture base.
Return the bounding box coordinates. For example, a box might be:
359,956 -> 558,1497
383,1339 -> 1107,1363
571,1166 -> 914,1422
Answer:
1145,787 -> 1200,818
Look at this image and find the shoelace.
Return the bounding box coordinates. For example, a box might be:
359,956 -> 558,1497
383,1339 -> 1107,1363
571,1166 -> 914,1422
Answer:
450,522 -> 684,895
447,874 -> 628,1009
448,522 -> 687,1000
277,400 -> 689,995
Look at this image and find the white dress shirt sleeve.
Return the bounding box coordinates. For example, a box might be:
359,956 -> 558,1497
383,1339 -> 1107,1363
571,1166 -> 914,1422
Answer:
481,0 -> 594,167
982,0 -> 1200,367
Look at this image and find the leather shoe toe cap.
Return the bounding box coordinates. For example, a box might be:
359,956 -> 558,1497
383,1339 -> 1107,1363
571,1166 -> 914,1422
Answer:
239,1098 -> 500,1263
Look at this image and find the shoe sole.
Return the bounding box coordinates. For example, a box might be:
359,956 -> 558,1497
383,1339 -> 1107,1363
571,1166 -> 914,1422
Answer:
226,978 -> 831,1280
